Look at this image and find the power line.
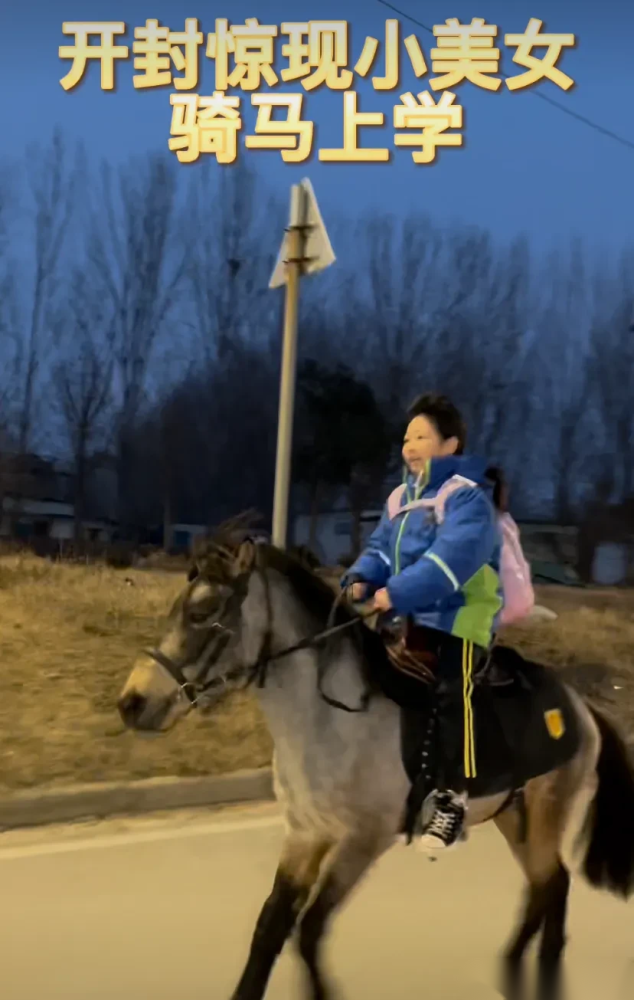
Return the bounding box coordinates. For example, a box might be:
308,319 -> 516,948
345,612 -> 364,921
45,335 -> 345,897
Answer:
377,0 -> 634,153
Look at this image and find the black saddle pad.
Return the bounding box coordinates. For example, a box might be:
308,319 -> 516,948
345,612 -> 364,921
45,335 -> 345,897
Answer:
470,648 -> 580,798
370,643 -> 582,832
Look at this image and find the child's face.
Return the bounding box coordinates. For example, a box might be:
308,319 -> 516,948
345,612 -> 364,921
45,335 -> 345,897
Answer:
402,415 -> 458,475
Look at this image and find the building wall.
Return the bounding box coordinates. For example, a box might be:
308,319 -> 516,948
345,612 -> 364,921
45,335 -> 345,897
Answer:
292,511 -> 381,566
292,512 -> 622,586
1,499 -> 113,544
170,524 -> 208,553
50,519 -> 74,540
591,542 -> 630,586
82,463 -> 118,522
2,499 -> 74,519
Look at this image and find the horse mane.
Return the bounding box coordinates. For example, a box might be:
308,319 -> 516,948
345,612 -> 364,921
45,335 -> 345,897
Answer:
191,510 -> 262,579
196,510 -> 261,555
190,511 -> 382,646
258,544 -> 388,680
258,544 -> 351,623
191,511 -> 333,604
189,512 -> 385,695
191,515 -> 352,621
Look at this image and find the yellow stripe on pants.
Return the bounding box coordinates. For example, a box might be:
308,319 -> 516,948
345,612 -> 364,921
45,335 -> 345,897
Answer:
462,640 -> 477,779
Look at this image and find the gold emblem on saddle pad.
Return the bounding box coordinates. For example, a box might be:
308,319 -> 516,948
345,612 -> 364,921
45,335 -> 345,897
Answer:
544,709 -> 565,740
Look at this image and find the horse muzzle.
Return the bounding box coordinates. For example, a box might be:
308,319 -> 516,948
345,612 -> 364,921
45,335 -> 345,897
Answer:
118,689 -> 178,732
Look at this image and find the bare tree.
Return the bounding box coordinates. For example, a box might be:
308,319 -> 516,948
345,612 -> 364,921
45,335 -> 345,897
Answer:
0,168 -> 18,445
346,220 -> 535,499
0,167 -> 18,522
123,338 -> 279,534
110,174 -> 285,533
348,214 -> 445,407
174,158 -> 283,528
294,360 -> 392,557
586,247 -> 634,504
186,157 -> 281,364
53,270 -> 114,542
87,153 -> 189,533
458,234 -> 533,486
17,129 -> 79,456
518,240 -> 597,521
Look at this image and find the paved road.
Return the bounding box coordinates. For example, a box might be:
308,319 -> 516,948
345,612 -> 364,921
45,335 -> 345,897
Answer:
0,802 -> 632,1000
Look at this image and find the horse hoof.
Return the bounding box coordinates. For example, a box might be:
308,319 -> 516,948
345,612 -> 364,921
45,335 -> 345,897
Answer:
500,965 -> 524,1000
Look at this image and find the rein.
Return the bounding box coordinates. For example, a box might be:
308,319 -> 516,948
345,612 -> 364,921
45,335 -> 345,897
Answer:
144,563 -> 377,712
253,600 -> 378,713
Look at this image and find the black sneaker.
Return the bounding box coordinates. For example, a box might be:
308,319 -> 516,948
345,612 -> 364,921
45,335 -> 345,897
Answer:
417,792 -> 468,854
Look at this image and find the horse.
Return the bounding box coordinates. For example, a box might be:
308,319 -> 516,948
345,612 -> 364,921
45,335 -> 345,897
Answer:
117,524 -> 634,1000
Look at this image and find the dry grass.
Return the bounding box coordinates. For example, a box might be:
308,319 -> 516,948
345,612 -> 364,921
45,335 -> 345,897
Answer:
0,557 -> 631,794
0,556 -> 272,794
503,586 -> 634,739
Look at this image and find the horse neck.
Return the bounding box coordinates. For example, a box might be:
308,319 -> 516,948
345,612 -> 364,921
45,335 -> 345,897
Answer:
242,567 -> 371,741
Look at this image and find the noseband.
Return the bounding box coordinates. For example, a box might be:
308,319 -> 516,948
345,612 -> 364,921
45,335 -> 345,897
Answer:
144,572 -> 254,707
145,624 -> 240,706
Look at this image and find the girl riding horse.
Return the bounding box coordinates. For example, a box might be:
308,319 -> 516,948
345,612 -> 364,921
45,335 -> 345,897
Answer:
342,392 -> 518,853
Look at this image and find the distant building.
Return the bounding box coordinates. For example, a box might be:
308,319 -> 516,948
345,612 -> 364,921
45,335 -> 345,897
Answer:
84,453 -> 118,522
578,497 -> 634,586
0,452 -> 73,504
292,506 -> 382,567
169,523 -> 209,553
292,505 -> 587,584
0,497 -> 114,543
290,474 -> 401,567
0,452 -> 116,545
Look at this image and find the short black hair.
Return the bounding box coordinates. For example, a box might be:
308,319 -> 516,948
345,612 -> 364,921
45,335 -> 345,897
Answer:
406,393 -> 467,454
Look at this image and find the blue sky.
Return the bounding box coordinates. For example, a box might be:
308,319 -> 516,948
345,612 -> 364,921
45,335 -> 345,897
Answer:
1,1 -> 633,255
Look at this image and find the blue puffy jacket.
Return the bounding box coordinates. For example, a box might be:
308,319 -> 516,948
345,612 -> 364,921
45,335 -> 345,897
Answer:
342,455 -> 503,649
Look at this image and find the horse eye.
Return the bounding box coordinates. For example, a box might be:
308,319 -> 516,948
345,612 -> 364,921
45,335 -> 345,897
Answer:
189,611 -> 212,626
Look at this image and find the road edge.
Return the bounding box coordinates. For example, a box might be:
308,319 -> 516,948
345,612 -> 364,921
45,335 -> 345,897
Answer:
0,768 -> 275,831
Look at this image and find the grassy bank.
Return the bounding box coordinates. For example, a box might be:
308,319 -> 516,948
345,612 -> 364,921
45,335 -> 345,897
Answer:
0,556 -> 272,793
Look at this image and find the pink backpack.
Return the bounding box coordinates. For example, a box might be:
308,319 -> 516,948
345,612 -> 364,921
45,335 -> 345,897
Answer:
386,477 -> 534,627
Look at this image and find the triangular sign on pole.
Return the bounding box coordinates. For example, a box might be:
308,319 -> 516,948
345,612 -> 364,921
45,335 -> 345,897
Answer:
269,178 -> 336,289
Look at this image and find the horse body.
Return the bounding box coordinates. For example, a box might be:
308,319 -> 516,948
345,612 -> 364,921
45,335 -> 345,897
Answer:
254,578 -> 410,840
118,537 -> 634,1000
237,565 -> 597,849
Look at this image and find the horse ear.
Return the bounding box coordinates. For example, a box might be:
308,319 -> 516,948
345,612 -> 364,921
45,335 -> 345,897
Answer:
187,563 -> 199,582
231,538 -> 256,578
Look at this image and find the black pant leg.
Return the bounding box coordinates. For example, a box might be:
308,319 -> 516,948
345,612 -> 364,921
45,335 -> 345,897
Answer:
434,635 -> 481,794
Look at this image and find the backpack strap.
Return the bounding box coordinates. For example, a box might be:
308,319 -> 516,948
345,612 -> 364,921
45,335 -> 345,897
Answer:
388,475 -> 478,522
428,476 -> 478,524
387,484 -> 407,520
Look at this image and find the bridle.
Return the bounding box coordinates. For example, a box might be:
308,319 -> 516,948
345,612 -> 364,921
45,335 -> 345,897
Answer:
145,624 -> 241,707
144,552 -> 376,712
144,570 -> 252,707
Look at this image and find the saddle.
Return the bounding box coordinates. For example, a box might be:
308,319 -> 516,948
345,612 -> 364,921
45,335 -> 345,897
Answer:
365,624 -> 582,841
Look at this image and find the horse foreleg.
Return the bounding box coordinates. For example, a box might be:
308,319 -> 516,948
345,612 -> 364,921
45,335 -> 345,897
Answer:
296,833 -> 391,1000
230,832 -> 332,1000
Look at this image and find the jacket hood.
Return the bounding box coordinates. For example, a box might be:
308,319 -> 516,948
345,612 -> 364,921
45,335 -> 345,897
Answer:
405,455 -> 494,494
